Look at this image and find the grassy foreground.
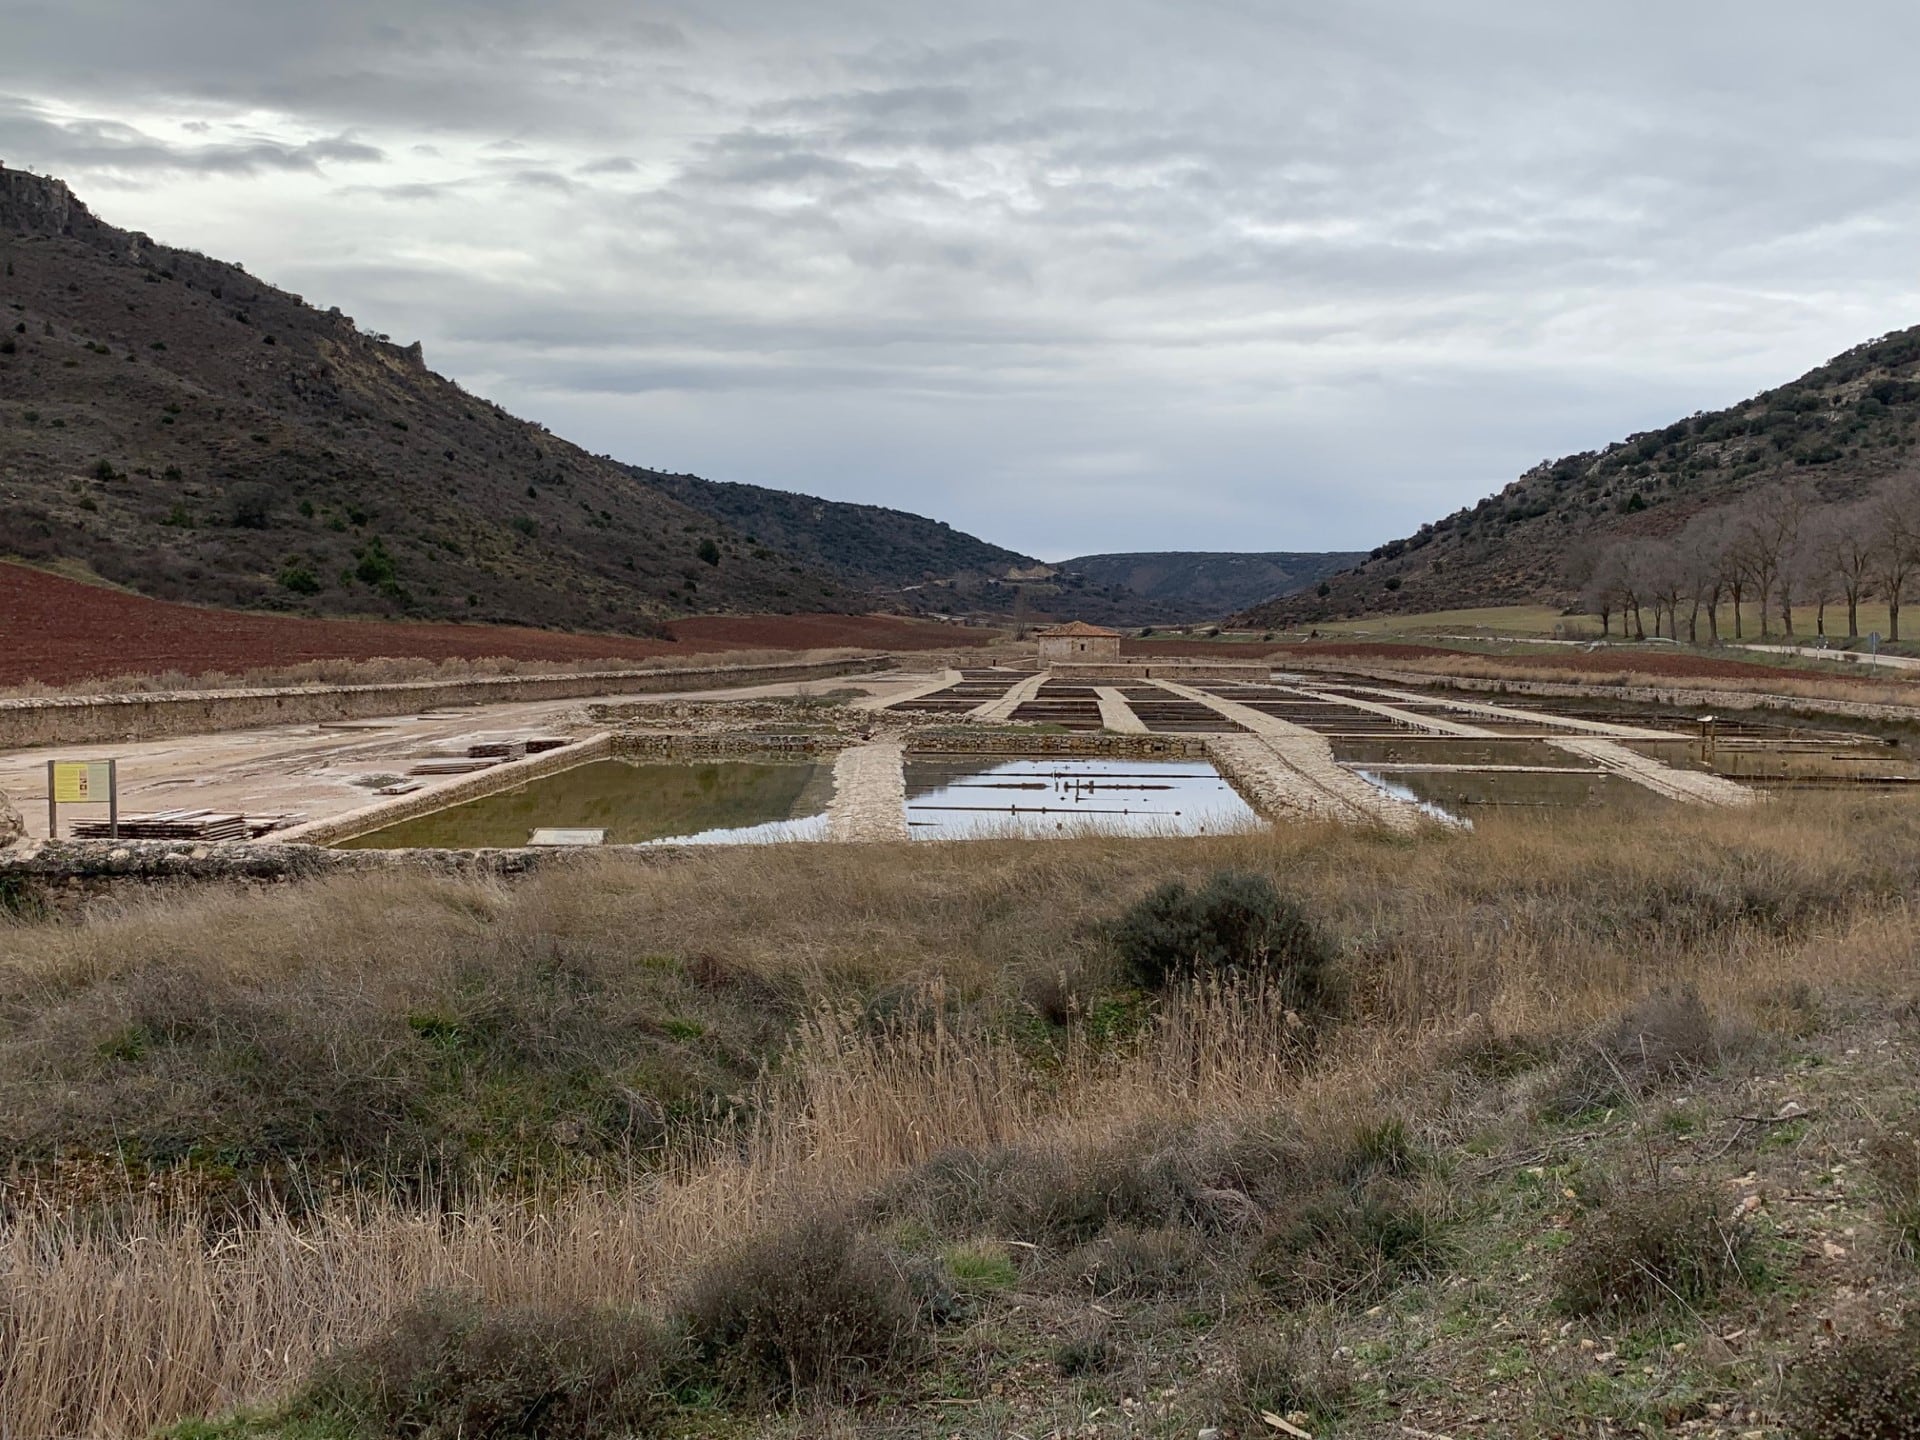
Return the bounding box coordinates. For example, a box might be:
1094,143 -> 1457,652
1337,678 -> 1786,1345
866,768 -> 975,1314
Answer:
3,801 -> 1919,1438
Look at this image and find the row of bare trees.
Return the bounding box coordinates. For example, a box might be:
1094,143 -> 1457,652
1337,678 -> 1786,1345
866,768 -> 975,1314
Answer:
1579,476 -> 1920,645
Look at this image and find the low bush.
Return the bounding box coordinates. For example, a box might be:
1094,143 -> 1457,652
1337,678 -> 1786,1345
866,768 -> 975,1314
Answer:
1555,1175 -> 1760,1319
298,1292 -> 666,1439
1228,1324 -> 1355,1427
1604,985 -> 1721,1081
1052,1315 -> 1117,1377
1110,871 -> 1332,1006
1540,986 -> 1724,1118
676,1214 -> 925,1402
1866,1121 -> 1920,1263
1248,1182 -> 1449,1306
1781,1312 -> 1920,1439
1061,1225 -> 1206,1299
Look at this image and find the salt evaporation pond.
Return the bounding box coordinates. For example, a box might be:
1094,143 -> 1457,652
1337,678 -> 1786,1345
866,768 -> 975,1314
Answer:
903,756 -> 1260,839
337,758 -> 834,848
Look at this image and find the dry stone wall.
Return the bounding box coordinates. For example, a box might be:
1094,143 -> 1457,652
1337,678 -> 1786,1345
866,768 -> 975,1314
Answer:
0,657 -> 892,750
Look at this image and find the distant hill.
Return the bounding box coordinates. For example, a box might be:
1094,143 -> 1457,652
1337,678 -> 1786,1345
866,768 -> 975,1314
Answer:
648,469 -> 1184,625
0,166 -> 850,631
1060,551 -> 1364,622
644,470 -> 1029,588
648,473 -> 1362,625
1243,325 -> 1920,627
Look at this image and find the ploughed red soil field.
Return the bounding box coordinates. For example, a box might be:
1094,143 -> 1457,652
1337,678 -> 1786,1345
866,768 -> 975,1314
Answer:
0,562 -> 989,686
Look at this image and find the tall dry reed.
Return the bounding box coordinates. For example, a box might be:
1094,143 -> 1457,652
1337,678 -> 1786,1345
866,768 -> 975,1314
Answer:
2,798 -> 1917,1435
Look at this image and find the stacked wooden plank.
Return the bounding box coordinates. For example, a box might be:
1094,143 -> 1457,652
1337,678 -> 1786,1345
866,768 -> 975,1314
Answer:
408,757 -> 500,776
70,811 -> 306,841
72,810 -> 248,840
467,741 -> 528,760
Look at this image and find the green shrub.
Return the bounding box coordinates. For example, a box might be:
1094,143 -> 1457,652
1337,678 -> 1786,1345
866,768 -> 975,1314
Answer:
943,1240 -> 1018,1292
1555,1175 -> 1759,1319
299,1292 -> 666,1439
278,565 -> 321,595
677,1215 -> 924,1401
1110,871 -> 1332,1004
353,538 -> 397,587
1781,1313 -> 1920,1439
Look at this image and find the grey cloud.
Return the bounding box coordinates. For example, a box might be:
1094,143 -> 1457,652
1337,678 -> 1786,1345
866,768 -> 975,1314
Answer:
0,99 -> 383,176
7,2 -> 1920,554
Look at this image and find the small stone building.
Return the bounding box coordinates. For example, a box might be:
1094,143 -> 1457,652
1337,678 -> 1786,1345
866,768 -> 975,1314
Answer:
1035,621 -> 1123,666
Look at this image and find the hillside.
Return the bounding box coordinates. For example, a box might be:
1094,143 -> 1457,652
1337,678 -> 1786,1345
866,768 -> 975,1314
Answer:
647,469 -> 1177,625
648,473 -> 1356,624
645,470 -> 1030,588
1245,325 -> 1920,626
1062,549 -> 1362,621
0,167 -> 851,632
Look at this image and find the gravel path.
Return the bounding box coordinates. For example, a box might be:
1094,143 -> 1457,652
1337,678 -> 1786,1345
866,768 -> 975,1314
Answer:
826,740 -> 911,841
1350,685 -> 1672,739
1151,681 -> 1427,831
857,670 -> 960,712
970,673 -> 1047,721
1292,686 -> 1487,737
1094,687 -> 1149,733
1546,737 -> 1758,807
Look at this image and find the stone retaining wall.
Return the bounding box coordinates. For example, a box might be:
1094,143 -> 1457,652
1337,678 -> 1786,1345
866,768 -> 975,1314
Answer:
1049,662 -> 1271,683
905,730 -> 1208,758
0,838 -> 599,918
613,732 -> 839,757
274,734 -> 614,846
0,657 -> 893,750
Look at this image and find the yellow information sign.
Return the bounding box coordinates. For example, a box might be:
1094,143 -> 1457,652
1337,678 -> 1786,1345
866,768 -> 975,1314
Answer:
52,760 -> 113,804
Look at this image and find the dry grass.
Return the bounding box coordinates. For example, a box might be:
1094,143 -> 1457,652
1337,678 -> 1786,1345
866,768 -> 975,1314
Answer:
1,797 -> 1919,1435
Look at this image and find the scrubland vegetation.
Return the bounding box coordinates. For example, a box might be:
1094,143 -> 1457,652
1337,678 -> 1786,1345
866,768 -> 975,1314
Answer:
4,800 -> 1920,1436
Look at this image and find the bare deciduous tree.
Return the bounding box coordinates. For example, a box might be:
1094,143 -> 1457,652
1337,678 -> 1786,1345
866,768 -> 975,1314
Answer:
1870,476 -> 1920,643
1816,500 -> 1878,640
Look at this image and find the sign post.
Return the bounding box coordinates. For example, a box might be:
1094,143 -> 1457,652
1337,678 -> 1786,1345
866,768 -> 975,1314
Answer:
46,758 -> 118,840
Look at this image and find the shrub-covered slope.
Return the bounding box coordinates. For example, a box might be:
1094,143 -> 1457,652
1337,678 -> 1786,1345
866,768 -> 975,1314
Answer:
1245,325 -> 1920,626
0,166 -> 850,630
1063,550 -> 1364,620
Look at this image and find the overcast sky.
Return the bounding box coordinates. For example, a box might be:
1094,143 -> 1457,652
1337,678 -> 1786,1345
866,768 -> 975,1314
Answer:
6,2 -> 1920,559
